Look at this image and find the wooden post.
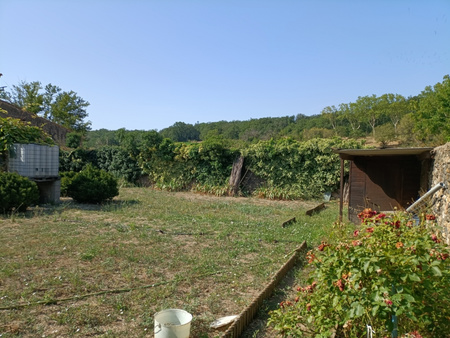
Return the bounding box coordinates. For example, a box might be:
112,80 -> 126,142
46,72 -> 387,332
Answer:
339,157 -> 345,223
229,156 -> 244,196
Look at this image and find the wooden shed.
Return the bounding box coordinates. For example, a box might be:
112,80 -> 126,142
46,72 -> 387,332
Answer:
336,148 -> 433,223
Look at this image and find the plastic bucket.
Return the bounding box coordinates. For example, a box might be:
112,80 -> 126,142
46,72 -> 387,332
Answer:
154,309 -> 192,338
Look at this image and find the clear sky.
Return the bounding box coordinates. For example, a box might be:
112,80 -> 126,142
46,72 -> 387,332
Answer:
1,0 -> 449,131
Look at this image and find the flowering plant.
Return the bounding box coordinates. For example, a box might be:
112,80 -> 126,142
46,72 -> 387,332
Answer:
268,210 -> 449,337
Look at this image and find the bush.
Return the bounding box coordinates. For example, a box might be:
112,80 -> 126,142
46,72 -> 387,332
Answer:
375,124 -> 396,147
66,165 -> 119,203
268,210 -> 450,337
96,146 -> 141,183
59,149 -> 98,172
66,132 -> 83,148
59,171 -> 78,197
0,172 -> 39,213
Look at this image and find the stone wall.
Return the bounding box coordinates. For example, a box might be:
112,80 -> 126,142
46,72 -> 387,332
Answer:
430,142 -> 450,244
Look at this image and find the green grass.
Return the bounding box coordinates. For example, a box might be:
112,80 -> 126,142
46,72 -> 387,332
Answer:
0,188 -> 349,337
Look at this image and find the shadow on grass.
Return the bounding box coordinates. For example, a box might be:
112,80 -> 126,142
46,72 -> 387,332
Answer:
19,198 -> 142,217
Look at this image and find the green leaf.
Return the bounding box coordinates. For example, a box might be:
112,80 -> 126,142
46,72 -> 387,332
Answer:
349,308 -> 355,318
355,304 -> 364,317
363,260 -> 370,273
332,295 -> 340,307
431,266 -> 442,276
408,273 -> 421,282
372,305 -> 379,316
402,294 -> 415,302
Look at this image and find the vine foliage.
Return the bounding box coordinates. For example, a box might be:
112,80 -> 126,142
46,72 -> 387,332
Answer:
244,138 -> 363,198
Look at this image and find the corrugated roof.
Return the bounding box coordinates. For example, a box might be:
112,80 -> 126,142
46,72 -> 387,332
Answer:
335,147 -> 433,160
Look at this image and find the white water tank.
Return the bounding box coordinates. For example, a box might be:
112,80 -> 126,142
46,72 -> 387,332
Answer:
7,143 -> 59,178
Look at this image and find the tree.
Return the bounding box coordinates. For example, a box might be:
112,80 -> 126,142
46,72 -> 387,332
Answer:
0,80 -> 91,133
160,122 -> 200,142
379,93 -> 409,135
397,113 -> 417,146
375,123 -> 396,147
42,84 -> 91,132
414,75 -> 450,144
66,132 -> 83,148
83,129 -> 120,148
321,105 -> 340,132
353,95 -> 383,136
302,127 -> 334,140
117,129 -> 163,159
340,103 -> 363,136
0,81 -> 43,114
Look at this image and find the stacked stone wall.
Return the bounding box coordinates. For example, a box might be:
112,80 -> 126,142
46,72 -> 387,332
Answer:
430,142 -> 450,244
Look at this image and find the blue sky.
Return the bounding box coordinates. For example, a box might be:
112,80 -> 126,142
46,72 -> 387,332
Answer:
1,0 -> 449,131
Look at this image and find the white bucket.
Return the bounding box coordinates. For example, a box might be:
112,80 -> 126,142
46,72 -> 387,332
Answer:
154,309 -> 192,338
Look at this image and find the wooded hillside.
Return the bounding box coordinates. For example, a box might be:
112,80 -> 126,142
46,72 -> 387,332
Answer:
85,75 -> 450,148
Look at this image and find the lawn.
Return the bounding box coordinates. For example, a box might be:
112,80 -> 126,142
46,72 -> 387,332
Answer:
0,188 -> 344,337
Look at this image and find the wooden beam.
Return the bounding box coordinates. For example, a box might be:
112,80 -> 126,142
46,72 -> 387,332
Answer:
339,158 -> 345,223
306,203 -> 326,216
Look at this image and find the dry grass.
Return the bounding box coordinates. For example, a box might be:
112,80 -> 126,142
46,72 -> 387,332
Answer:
0,188 -> 342,337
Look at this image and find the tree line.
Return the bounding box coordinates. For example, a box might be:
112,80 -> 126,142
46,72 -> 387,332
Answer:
85,75 -> 449,148
1,75 -> 448,147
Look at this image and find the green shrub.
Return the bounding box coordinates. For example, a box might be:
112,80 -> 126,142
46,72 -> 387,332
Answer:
268,210 -> 450,337
59,171 -> 77,197
66,165 -> 119,203
66,132 -> 83,148
0,172 -> 39,213
96,146 -> 141,183
59,149 -> 98,172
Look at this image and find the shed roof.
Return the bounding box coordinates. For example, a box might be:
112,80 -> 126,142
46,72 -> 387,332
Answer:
335,147 -> 433,160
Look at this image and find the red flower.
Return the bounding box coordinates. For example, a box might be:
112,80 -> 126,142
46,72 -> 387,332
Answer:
335,279 -> 345,292
318,242 -> 329,251
357,208 -> 378,222
306,251 -> 316,263
384,299 -> 393,307
352,240 -> 362,247
306,303 -> 311,311
426,214 -> 436,221
353,230 -> 360,237
431,234 -> 440,243
366,227 -> 374,233
376,213 -> 386,219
